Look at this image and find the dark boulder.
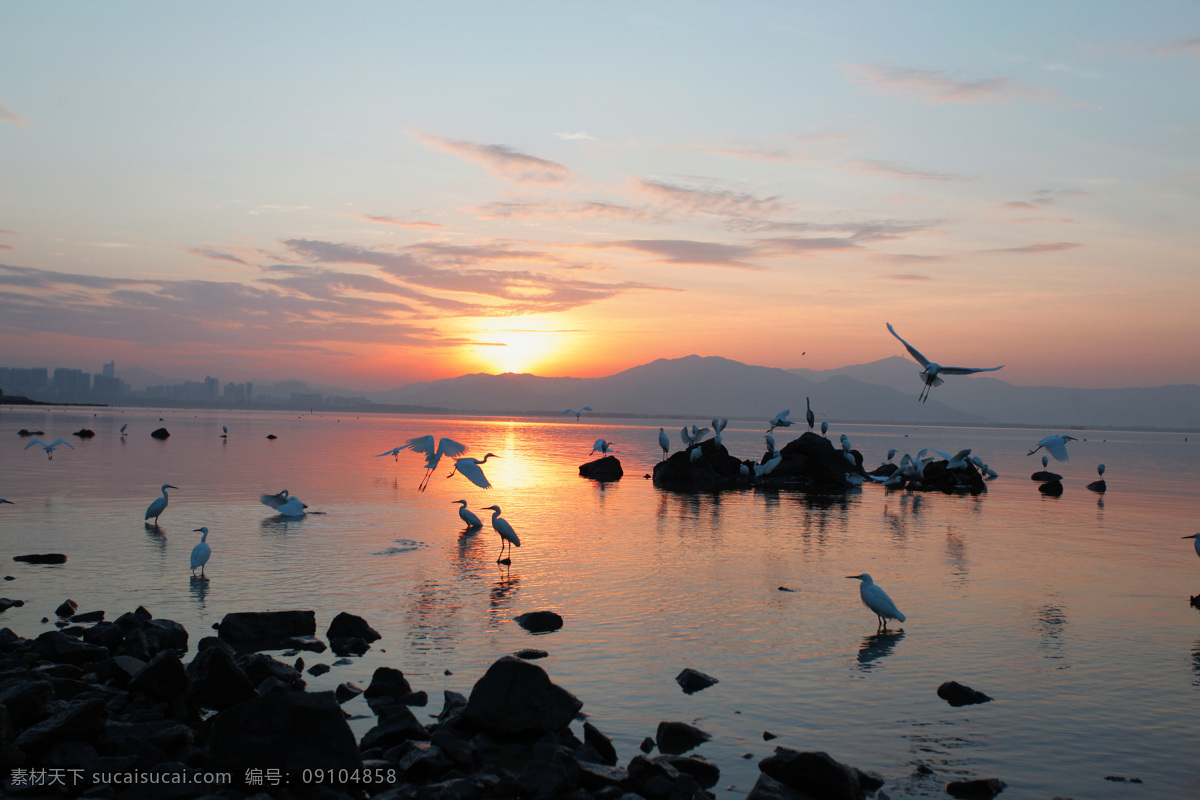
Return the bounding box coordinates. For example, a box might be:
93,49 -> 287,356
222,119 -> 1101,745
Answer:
17,429 -> 44,437
908,458 -> 986,495
937,681 -> 993,707
335,682 -> 363,704
330,636 -> 371,656
769,432 -> 866,491
1039,481 -> 1064,496
360,704 -> 430,750
758,747 -> 883,800
55,599 -> 78,618
1087,479 -> 1107,493
582,721 -> 618,767
514,611 -> 564,633
70,610 -> 104,624
32,630 -> 108,666
364,666 -> 416,716
0,598 -> 24,613
1031,470 -> 1063,482
217,610 -> 316,648
13,697 -> 107,756
13,554 -> 67,564
462,656 -> 582,736
150,428 -> 170,440
186,643 -> 257,710
655,720 -> 711,755
946,777 -> 1007,798
207,690 -> 362,775
72,429 -> 95,438
675,668 -> 719,694
579,455 -> 623,481
658,754 -> 720,789
237,653 -> 306,692
515,648 -> 549,660
653,439 -> 746,491
128,650 -> 188,700
326,612 -> 381,643
0,678 -> 55,730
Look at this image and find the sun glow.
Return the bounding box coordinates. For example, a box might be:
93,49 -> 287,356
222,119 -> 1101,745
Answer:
476,330 -> 559,374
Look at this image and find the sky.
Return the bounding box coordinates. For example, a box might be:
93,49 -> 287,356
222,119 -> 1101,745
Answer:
2,2 -> 1198,390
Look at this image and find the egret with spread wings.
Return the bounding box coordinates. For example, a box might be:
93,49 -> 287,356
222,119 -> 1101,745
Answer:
886,323 -> 1004,402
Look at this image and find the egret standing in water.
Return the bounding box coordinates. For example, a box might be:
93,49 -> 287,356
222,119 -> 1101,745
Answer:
1181,532 -> 1199,561
145,484 -> 178,526
24,438 -> 75,460
447,453 -> 498,489
1028,435 -> 1077,462
658,428 -> 670,461
120,424 -> 128,436
191,527 -> 211,577
452,500 -> 483,530
398,435 -> 468,491
260,489 -> 307,514
220,426 -> 228,439
847,573 -> 906,630
483,505 -> 521,563
886,322 -> 1004,402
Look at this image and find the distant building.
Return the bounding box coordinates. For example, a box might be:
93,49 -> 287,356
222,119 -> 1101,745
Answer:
222,382 -> 254,403
102,361 -> 115,379
53,368 -> 91,398
0,367 -> 49,397
204,376 -> 219,401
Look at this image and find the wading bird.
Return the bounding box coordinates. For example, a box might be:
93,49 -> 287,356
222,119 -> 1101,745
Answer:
452,499 -> 483,530
276,495 -> 307,517
191,527 -> 211,577
564,407 -> 592,420
120,424 -> 128,436
658,428 -> 670,461
821,421 -> 829,437
767,410 -> 793,434
806,398 -> 815,431
399,436 -> 468,491
590,439 -> 614,455
260,489 -> 305,513
220,426 -> 228,438
886,322 -> 1004,403
145,484 -> 178,526
1183,533 -> 1200,561
447,453 -> 498,489
0,499 -> 13,505
847,573 -> 906,630
483,505 -> 521,563
24,438 -> 75,460
1028,435 -> 1077,462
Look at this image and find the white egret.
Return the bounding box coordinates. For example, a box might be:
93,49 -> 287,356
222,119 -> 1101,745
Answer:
447,453 -> 498,489
886,322 -> 1004,402
190,527 -> 211,577
276,496 -> 307,517
754,455 -> 782,478
1028,435 -> 1077,462
1183,533 -> 1200,561
483,505 -> 521,563
260,489 -> 296,510
453,500 -> 483,530
564,407 -> 592,420
658,428 -> 670,461
847,573 -> 906,630
689,447 -> 702,463
767,410 -> 793,434
712,418 -> 728,446
821,421 -> 829,437
764,434 -> 777,457
590,439 -> 614,455
887,448 -> 896,462
399,435 -> 468,491
376,447 -> 403,461
0,498 -> 13,505
806,397 -> 815,431
145,484 -> 179,526
120,424 -> 128,436
24,438 -> 75,460
1097,463 -> 1106,477
680,426 -> 709,448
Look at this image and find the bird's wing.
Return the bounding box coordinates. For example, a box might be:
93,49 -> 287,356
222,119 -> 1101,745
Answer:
260,492 -> 287,509
1043,437 -> 1071,462
375,448 -> 400,457
50,439 -> 74,449
402,435 -> 436,454
681,427 -> 690,445
437,438 -> 468,459
886,323 -> 931,368
952,448 -> 972,460
456,460 -> 492,489
563,409 -> 575,415
931,449 -> 952,461
581,406 -> 592,411
863,584 -> 904,619
24,439 -> 46,450
937,365 -> 1004,375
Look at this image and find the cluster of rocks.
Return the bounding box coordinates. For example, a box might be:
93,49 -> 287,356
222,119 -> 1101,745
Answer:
868,457 -> 987,496
653,433 -> 869,493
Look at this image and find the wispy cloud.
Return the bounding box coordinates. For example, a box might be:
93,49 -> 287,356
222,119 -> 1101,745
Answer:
187,247 -> 251,266
469,200 -> 661,223
632,178 -> 787,217
414,133 -> 574,184
0,99 -> 29,126
593,239 -> 760,269
1120,38 -> 1200,59
844,63 -> 1059,104
555,131 -> 595,141
348,213 -> 448,229
878,273 -> 933,281
985,241 -> 1082,254
845,159 -> 967,182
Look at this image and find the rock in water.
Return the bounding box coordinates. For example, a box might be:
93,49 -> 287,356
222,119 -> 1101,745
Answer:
208,690 -> 362,775
579,455 -> 624,481
326,611 -> 381,642
946,777 -> 1007,798
1087,479 -> 1107,493
1038,481 -> 1064,496
675,668 -> 719,694
656,721 -> 711,755
937,680 -> 993,707
150,427 -> 170,439
462,655 -> 582,735
514,610 -> 564,633
13,554 -> 67,564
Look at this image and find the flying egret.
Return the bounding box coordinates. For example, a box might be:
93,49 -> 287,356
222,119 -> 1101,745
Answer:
1183,533 -> 1200,561
564,407 -> 592,420
847,573 -> 906,630
590,439 -> 614,455
191,527 -> 211,577
805,398 -> 815,431
399,435 -> 468,491
658,428 -> 670,461
681,426 -> 709,448
144,484 -> 179,526
821,421 -> 829,437
886,322 -> 1004,402
0,499 -> 13,505
1028,435 -> 1077,462
767,410 -> 793,434
24,438 -> 75,460
447,453 -> 498,489
376,447 -> 403,461
453,500 -> 483,530
483,505 -> 521,563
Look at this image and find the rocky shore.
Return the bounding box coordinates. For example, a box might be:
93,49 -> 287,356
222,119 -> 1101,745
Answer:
0,605 -> 933,800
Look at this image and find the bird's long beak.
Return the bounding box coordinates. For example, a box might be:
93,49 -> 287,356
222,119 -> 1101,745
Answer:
1183,534 -> 1200,539
193,528 -> 203,532
845,575 -> 862,579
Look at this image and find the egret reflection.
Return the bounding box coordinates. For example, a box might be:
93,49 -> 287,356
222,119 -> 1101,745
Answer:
856,629 -> 906,670
189,574 -> 210,607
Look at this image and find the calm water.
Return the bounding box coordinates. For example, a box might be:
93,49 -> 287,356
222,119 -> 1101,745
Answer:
2,407 -> 1198,798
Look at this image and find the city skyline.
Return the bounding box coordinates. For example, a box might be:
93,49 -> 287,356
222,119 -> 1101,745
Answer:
2,3 -> 1199,391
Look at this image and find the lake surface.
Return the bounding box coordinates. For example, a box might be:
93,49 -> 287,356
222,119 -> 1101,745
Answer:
2,406 -> 1198,798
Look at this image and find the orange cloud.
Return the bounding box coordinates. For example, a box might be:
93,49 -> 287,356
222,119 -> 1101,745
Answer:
349,213 -> 448,229
844,63 -> 1060,104
0,99 -> 28,126
414,133 -> 574,184
985,242 -> 1082,254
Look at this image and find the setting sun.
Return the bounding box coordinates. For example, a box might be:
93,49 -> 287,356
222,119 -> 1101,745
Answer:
475,329 -> 559,374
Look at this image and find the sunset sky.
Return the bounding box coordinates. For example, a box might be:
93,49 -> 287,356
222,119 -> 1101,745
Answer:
2,2 -> 1198,390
